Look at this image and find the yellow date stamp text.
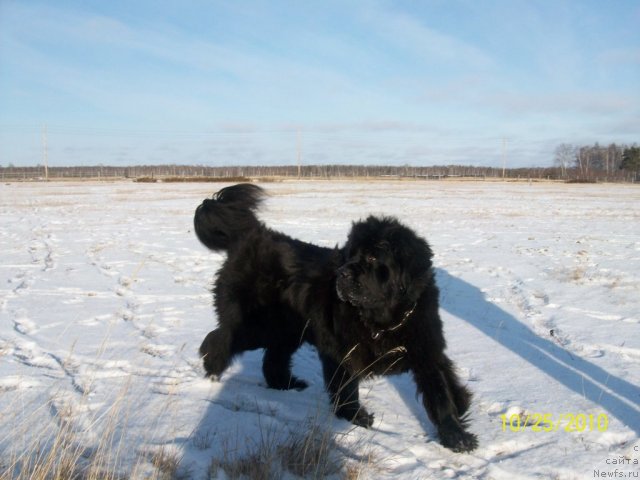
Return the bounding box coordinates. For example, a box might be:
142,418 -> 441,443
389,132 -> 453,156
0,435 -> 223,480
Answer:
500,412 -> 609,433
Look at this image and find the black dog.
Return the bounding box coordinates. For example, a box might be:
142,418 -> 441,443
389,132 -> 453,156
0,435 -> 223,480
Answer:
194,184 -> 477,452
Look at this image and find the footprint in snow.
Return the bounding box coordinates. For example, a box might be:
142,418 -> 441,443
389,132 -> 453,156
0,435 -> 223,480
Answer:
577,345 -> 604,358
140,343 -> 175,358
0,376 -> 41,393
14,344 -> 60,370
8,273 -> 33,294
14,316 -> 38,335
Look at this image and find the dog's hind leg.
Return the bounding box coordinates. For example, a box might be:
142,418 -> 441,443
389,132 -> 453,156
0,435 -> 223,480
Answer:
199,328 -> 233,379
200,322 -> 261,379
262,344 -> 308,391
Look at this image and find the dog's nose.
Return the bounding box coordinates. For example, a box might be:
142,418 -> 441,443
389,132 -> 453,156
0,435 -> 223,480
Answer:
338,267 -> 352,279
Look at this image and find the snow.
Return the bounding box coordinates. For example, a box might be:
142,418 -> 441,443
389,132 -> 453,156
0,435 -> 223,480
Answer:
1,180 -> 639,479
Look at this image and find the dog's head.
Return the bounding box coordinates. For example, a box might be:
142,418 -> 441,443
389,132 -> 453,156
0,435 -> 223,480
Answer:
336,216 -> 433,324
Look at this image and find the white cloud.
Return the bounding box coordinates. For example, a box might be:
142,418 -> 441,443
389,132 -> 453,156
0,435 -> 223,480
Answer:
360,6 -> 494,71
484,91 -> 636,117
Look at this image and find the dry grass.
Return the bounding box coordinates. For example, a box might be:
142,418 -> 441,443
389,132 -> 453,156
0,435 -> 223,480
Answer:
150,446 -> 191,480
2,390 -> 381,480
205,412 -> 381,480
1,396 -> 129,480
0,376 -> 178,480
1,338 -> 383,480
278,421 -> 343,478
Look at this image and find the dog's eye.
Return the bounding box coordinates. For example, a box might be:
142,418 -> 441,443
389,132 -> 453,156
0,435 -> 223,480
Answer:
365,255 -> 377,264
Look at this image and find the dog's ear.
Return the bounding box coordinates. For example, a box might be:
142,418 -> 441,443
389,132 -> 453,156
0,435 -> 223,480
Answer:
332,245 -> 346,265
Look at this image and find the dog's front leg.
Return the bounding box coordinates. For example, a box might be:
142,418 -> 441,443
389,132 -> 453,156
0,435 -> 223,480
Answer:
319,353 -> 373,427
412,359 -> 478,452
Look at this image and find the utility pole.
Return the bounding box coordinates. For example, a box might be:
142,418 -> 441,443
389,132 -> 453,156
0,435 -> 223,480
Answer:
296,128 -> 302,179
42,124 -> 49,181
501,137 -> 507,180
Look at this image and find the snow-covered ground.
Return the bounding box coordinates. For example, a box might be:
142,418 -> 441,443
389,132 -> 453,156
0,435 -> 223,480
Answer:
1,180 -> 638,479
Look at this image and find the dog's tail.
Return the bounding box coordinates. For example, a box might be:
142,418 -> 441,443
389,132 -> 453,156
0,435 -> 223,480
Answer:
194,183 -> 266,251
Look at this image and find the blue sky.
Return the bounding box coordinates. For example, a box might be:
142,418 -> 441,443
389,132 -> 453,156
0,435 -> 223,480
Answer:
0,0 -> 638,167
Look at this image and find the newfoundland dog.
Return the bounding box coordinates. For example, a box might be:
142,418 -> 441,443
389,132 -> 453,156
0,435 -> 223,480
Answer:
194,184 -> 477,452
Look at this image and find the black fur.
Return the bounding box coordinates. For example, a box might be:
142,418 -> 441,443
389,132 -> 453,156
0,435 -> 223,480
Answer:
194,184 -> 477,452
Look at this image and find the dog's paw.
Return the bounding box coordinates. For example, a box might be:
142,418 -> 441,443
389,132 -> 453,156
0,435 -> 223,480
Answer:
202,354 -> 229,379
288,377 -> 309,391
336,405 -> 375,428
204,373 -> 221,382
441,430 -> 478,453
266,376 -> 309,391
351,407 -> 375,428
438,419 -> 478,452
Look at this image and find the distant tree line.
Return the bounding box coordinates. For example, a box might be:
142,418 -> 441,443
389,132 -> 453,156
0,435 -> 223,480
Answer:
0,157 -> 638,182
554,143 -> 639,181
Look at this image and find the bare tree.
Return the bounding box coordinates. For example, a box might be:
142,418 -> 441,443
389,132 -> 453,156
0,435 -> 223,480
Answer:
554,143 -> 575,178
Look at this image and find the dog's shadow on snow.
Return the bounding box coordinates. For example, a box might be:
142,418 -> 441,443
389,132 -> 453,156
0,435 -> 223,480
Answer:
182,348 -> 335,472
431,268 -> 639,435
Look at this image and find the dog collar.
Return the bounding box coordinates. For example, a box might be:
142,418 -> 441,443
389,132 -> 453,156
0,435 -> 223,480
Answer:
370,302 -> 417,340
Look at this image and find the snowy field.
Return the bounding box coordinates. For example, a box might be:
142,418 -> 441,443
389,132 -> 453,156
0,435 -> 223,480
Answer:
1,179 -> 639,479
